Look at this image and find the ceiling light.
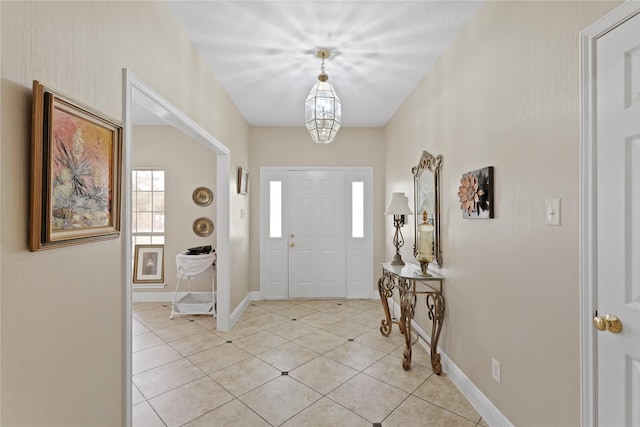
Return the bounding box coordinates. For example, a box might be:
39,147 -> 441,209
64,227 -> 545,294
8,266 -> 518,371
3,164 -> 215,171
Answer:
305,49 -> 341,144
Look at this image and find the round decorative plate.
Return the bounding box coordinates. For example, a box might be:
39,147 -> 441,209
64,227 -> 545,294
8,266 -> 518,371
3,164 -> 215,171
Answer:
193,217 -> 214,237
192,187 -> 213,207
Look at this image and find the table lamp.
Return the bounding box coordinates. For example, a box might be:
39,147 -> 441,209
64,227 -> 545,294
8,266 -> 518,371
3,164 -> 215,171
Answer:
385,192 -> 413,265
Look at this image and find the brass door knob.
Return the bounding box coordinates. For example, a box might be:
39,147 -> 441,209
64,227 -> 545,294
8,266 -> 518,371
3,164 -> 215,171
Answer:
593,315 -> 606,331
593,314 -> 623,334
289,242 -> 295,247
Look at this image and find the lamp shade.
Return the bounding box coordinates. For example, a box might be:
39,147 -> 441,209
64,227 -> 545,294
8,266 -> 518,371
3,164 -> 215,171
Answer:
385,192 -> 413,216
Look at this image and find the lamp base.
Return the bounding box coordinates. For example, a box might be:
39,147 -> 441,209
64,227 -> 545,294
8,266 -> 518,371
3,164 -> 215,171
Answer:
390,253 -> 405,266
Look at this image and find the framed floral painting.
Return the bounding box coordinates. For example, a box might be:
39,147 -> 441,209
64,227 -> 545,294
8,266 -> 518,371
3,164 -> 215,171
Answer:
29,81 -> 123,251
458,166 -> 494,219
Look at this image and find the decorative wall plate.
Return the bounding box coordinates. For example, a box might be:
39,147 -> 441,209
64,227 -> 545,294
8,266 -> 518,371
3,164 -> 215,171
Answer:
192,187 -> 213,207
193,217 -> 214,237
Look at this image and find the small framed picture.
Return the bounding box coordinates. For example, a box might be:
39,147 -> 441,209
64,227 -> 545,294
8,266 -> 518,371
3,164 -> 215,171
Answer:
133,245 -> 165,284
238,167 -> 249,195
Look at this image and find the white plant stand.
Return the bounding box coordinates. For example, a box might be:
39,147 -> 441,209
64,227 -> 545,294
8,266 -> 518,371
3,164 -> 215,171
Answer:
170,252 -> 217,319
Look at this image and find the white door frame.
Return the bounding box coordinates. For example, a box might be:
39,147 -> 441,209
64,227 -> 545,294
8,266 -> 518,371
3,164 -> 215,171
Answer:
260,166 -> 374,300
122,70 -> 232,427
580,2 -> 640,425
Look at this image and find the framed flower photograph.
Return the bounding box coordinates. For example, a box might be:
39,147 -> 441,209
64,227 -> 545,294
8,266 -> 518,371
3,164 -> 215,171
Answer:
29,81 -> 123,251
133,245 -> 165,284
458,166 -> 494,219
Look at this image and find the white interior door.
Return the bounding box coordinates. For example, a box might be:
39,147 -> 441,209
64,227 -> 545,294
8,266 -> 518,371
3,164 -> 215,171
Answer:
288,170 -> 346,298
596,12 -> 640,425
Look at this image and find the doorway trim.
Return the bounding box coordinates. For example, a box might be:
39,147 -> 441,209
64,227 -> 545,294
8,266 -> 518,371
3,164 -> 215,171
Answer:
123,69 -> 231,426
579,2 -> 640,425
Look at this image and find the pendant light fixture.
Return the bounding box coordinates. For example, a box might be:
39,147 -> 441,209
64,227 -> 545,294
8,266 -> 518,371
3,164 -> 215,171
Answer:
305,49 -> 341,144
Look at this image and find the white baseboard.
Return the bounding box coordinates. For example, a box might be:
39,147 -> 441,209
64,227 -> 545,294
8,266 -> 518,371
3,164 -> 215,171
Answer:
133,291 -> 215,303
386,296 -> 513,427
229,291 -> 261,326
442,351 -> 514,427
133,291 -> 184,302
133,290 -> 259,329
133,291 -> 258,320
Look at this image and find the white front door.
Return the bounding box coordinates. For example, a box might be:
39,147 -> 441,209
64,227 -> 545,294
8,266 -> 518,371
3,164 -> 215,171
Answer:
595,11 -> 640,425
288,170 -> 346,298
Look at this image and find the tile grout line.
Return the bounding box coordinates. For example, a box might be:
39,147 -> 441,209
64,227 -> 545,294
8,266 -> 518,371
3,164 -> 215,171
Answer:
255,301 -> 481,424
134,299 -> 478,426
245,304 -> 409,425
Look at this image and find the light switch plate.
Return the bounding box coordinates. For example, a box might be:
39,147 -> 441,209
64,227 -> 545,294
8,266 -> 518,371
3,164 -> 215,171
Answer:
545,199 -> 560,226
492,358 -> 501,384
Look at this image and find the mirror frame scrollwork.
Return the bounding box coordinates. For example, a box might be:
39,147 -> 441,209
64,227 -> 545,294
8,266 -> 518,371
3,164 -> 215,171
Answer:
412,151 -> 443,267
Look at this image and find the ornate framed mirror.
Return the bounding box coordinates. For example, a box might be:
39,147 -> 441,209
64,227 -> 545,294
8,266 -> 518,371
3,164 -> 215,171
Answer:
412,151 -> 443,267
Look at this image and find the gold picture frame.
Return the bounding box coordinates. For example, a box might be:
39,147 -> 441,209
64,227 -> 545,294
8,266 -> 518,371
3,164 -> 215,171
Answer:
29,81 -> 123,251
133,245 -> 165,284
237,167 -> 249,195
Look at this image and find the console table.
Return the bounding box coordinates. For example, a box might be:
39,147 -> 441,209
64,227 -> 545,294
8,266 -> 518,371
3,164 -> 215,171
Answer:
377,262 -> 445,374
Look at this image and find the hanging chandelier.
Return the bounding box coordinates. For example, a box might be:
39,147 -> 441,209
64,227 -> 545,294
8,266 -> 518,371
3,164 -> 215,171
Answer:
305,49 -> 341,144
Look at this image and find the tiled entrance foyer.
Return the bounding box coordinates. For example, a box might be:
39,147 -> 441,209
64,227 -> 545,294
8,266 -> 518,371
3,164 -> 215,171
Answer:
132,299 -> 488,427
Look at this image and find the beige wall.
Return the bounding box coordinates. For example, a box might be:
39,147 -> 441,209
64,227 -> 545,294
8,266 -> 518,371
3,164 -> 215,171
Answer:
132,126 -> 217,293
248,127 -> 386,294
0,1 -> 3,421
0,2 -> 3,420
231,123 -> 251,312
384,1 -> 620,425
1,2 -> 249,425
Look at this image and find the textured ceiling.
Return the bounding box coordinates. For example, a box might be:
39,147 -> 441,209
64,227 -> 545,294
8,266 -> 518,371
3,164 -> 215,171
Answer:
164,1 -> 483,128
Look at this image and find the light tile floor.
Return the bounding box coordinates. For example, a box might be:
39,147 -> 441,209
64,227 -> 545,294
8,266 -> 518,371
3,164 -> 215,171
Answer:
132,299 -> 489,427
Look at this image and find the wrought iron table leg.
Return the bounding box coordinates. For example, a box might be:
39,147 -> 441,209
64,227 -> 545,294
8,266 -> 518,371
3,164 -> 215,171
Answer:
427,291 -> 446,375
399,284 -> 416,370
400,301 -> 412,370
378,275 -> 393,337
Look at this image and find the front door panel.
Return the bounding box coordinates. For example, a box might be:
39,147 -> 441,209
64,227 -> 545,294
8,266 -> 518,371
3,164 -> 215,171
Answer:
288,170 -> 346,298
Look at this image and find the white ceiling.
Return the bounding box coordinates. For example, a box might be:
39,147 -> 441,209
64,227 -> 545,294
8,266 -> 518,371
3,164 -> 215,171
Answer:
155,1 -> 483,128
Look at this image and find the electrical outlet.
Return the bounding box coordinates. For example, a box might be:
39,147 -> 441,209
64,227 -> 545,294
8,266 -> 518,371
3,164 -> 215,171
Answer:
492,358 -> 501,384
